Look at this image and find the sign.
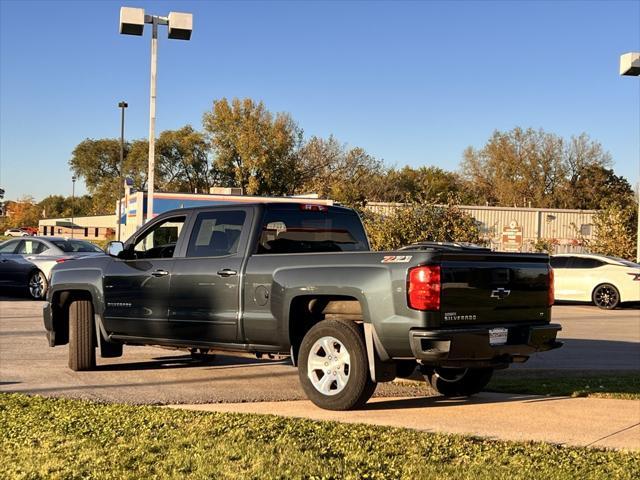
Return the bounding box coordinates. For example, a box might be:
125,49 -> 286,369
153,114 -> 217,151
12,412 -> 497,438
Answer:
502,220 -> 523,251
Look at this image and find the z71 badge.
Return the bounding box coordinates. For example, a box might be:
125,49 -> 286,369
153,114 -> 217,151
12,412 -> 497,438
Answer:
381,255 -> 413,263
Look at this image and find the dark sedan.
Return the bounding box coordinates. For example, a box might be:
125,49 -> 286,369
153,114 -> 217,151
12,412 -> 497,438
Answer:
0,237 -> 104,299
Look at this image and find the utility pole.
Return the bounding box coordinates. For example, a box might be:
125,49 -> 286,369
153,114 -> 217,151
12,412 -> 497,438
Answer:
117,101 -> 128,241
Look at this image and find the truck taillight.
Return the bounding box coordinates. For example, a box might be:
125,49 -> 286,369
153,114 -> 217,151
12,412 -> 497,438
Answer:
299,204 -> 328,212
548,267 -> 554,306
408,266 -> 440,311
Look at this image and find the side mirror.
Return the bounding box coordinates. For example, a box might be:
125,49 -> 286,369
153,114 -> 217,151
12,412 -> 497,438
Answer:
106,241 -> 124,257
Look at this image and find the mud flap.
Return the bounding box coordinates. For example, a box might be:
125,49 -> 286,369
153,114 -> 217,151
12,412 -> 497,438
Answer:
363,323 -> 396,382
94,314 -> 122,358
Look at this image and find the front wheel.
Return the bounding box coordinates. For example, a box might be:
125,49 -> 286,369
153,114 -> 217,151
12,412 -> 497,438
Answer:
27,270 -> 47,300
425,367 -> 493,397
592,283 -> 620,310
298,320 -> 376,410
68,300 -> 96,371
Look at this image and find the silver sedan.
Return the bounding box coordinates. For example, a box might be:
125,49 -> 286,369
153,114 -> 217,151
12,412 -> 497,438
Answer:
0,237 -> 104,299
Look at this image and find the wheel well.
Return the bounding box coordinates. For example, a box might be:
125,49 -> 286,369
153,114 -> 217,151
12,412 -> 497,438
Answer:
288,295 -> 363,365
51,290 -> 94,345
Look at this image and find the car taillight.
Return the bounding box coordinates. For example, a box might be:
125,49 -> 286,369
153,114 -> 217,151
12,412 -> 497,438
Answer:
56,258 -> 71,264
408,266 -> 440,311
548,267 -> 554,306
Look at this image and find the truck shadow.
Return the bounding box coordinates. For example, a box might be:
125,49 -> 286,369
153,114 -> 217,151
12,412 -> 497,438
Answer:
363,392 -> 566,411
93,353 -> 290,372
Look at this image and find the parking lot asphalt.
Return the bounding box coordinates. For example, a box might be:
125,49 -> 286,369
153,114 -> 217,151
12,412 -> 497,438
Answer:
1,296 -> 638,405
1,295 -> 639,449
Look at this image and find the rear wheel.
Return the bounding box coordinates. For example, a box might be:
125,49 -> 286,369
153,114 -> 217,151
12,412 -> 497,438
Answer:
298,320 -> 376,410
28,270 -> 47,300
592,283 -> 620,310
425,367 -> 493,397
68,300 -> 96,371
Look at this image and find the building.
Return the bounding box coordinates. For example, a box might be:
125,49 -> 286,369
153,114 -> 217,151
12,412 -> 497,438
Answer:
38,215 -> 116,240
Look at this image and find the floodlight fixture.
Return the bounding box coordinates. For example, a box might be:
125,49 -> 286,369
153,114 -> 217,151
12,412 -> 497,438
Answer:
620,52 -> 640,76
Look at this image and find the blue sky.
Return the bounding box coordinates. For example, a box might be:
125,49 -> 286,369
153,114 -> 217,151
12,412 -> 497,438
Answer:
1,0 -> 638,201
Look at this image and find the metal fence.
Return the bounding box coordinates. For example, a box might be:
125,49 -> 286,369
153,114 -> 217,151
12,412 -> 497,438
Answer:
364,202 -> 596,254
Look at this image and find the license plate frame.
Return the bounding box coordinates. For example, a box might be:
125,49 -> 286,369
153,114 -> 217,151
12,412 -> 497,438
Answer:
489,327 -> 508,346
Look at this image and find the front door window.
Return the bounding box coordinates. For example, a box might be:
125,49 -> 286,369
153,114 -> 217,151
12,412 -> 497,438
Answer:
133,217 -> 185,259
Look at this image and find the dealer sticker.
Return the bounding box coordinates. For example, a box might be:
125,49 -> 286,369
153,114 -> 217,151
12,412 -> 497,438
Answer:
381,255 -> 413,263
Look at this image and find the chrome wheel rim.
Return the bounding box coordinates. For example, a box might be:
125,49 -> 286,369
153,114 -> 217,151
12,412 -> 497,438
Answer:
594,286 -> 618,308
307,336 -> 351,396
435,367 -> 468,383
29,271 -> 46,299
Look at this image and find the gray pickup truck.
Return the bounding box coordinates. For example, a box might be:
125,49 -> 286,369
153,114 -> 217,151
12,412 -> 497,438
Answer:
43,202 -> 561,410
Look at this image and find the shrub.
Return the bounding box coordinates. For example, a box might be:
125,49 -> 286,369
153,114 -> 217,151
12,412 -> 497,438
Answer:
362,203 -> 482,251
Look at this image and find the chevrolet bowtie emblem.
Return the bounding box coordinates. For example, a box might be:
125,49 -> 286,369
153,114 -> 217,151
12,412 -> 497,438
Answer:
491,288 -> 511,300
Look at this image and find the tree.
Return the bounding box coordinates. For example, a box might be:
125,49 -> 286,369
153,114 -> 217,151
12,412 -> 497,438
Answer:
38,195 -> 94,219
203,98 -> 303,196
375,166 -> 470,204
69,127 -> 209,214
5,196 -> 41,227
69,138 -> 144,215
156,125 -> 210,193
362,203 -> 482,251
460,128 -> 614,209
296,136 -> 386,207
587,203 -> 637,260
562,164 -> 634,210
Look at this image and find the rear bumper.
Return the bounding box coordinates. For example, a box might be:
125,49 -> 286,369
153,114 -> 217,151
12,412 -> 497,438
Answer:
409,323 -> 562,368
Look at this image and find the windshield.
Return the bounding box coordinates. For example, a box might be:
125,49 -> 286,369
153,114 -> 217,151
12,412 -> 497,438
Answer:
51,240 -> 103,253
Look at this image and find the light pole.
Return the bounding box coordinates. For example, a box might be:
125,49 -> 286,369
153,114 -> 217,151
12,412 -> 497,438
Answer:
619,52 -> 640,262
71,175 -> 76,238
117,101 -> 128,241
119,7 -> 193,222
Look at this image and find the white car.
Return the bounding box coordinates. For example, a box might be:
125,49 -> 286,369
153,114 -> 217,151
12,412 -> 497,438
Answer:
4,228 -> 30,237
550,253 -> 640,309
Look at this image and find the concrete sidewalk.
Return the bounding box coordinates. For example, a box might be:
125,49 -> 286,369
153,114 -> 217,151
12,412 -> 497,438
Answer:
171,393 -> 640,451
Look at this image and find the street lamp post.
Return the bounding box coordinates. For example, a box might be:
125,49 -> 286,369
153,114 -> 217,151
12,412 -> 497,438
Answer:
619,52 -> 640,262
71,175 -> 76,238
117,101 -> 128,241
119,7 -> 193,222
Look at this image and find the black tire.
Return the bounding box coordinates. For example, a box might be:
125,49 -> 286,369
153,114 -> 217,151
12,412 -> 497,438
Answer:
68,300 -> 96,371
592,283 -> 620,310
27,270 -> 47,300
298,320 -> 376,410
425,367 -> 493,397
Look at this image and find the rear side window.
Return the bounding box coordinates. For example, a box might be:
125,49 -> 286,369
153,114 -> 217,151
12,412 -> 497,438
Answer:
569,257 -> 605,269
257,208 -> 369,254
17,240 -> 47,255
550,257 -> 569,268
0,240 -> 20,253
186,211 -> 247,257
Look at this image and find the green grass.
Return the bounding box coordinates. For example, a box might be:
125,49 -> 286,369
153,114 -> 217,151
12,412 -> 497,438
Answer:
1,393 -> 638,480
486,372 -> 640,400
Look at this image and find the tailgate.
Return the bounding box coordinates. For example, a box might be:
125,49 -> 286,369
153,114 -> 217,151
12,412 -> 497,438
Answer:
439,252 -> 551,325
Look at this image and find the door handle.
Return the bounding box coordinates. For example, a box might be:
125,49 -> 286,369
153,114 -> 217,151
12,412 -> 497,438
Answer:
151,269 -> 169,277
217,269 -> 237,277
